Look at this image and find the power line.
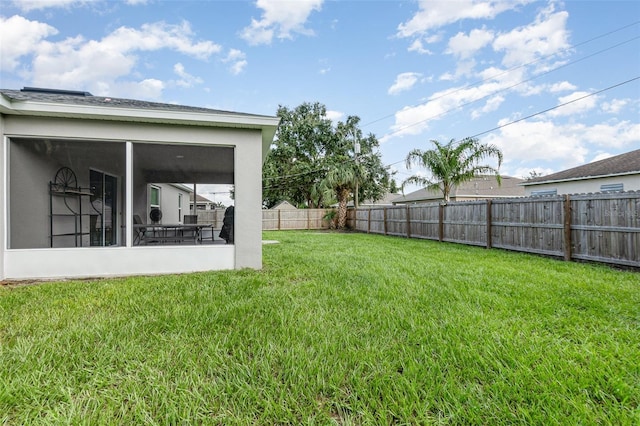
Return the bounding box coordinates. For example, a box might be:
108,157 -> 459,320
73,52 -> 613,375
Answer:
467,76 -> 640,140
263,22 -> 640,188
380,35 -> 639,139
362,20 -> 640,129
264,76 -> 640,188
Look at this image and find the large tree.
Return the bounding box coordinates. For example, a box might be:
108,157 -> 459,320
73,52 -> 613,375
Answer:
403,137 -> 503,202
263,102 -> 392,228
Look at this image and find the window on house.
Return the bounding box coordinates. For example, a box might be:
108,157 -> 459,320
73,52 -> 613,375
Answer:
150,185 -> 161,209
531,189 -> 557,196
600,183 -> 623,193
178,193 -> 183,222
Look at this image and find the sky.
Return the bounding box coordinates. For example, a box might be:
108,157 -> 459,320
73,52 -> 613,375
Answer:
1,0 -> 639,203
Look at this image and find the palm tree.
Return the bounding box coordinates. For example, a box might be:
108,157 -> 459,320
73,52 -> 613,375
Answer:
321,163 -> 363,229
403,137 -> 503,203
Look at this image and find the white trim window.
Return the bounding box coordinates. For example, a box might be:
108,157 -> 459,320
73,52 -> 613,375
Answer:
150,185 -> 161,210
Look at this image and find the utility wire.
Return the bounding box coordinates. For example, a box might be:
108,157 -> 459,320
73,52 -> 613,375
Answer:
381,35 -> 639,138
467,76 -> 640,140
263,76 -> 640,189
263,22 -> 640,188
362,20 -> 640,129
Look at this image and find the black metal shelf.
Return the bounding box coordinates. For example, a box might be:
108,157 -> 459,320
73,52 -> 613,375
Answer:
49,167 -> 93,248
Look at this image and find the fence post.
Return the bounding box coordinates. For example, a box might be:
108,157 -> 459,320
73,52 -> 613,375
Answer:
368,209 -> 371,233
406,205 -> 411,238
383,207 -> 388,235
307,209 -> 310,230
486,199 -> 492,249
563,194 -> 572,261
277,209 -> 281,231
438,204 -> 444,242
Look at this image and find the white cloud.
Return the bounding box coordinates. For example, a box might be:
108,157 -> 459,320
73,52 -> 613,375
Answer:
104,21 -> 221,60
11,0 -> 89,11
549,81 -> 576,93
325,110 -> 344,122
546,91 -> 598,117
590,152 -> 614,163
513,166 -> 555,180
397,0 -> 532,38
446,28 -> 494,59
115,78 -> 165,99
222,49 -> 247,75
582,121 -> 640,148
407,39 -> 432,55
471,95 -> 504,119
241,0 -> 323,45
388,72 -> 422,95
485,119 -> 640,171
0,15 -> 58,71
6,17 -> 224,97
601,99 -> 628,114
486,119 -> 589,167
173,63 -> 203,88
493,4 -> 570,68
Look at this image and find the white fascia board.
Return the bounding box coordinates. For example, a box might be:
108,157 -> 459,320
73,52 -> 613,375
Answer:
3,99 -> 280,130
520,171 -> 640,186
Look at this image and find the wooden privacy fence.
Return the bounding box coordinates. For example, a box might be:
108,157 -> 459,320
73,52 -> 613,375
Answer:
196,208 -> 332,231
197,209 -> 332,231
351,191 -> 640,268
263,209 -> 332,230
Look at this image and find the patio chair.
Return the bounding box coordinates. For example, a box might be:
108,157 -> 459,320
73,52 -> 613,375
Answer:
183,214 -> 198,224
133,214 -> 146,245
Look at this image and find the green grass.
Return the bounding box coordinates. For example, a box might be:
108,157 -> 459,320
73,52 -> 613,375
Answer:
1,231 -> 639,425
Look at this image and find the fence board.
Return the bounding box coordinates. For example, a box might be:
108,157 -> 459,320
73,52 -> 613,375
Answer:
347,192 -> 639,268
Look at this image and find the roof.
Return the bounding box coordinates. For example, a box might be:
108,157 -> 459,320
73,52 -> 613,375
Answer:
271,200 -> 297,210
523,149 -> 640,186
0,87 -> 268,118
393,176 -> 524,204
189,193 -> 213,203
0,87 -> 280,159
342,192 -> 402,208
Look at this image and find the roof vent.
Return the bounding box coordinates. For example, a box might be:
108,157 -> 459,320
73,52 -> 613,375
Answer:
21,87 -> 93,97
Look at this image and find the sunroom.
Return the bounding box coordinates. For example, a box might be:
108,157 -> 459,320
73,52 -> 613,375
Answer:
0,88 -> 279,280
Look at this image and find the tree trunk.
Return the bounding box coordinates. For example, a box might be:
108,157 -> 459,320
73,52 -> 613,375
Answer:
336,188 -> 349,229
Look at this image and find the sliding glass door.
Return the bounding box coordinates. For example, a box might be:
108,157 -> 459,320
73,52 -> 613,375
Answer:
90,169 -> 118,246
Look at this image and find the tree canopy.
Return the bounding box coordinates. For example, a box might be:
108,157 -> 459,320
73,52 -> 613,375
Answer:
263,102 -> 394,224
403,137 -> 503,202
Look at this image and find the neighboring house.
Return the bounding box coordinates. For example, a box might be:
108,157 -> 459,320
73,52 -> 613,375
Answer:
271,200 -> 297,210
0,87 -> 279,280
151,183 -> 192,224
190,192 -> 218,211
341,192 -> 402,209
522,149 -> 640,196
392,176 -> 524,204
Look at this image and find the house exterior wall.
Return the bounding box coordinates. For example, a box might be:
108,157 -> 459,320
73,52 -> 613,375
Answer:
1,114 -> 267,279
0,117 -> 4,280
154,184 -> 190,224
524,175 -> 640,196
234,131 -> 263,269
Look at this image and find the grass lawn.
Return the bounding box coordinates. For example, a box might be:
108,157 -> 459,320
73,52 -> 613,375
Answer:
1,231 -> 639,425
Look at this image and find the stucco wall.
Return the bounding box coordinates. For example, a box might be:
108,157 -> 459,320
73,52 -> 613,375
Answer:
1,114 -> 267,279
524,175 -> 640,196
